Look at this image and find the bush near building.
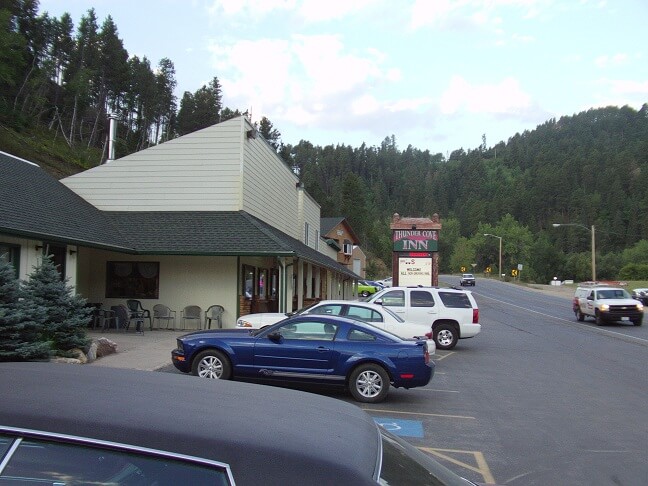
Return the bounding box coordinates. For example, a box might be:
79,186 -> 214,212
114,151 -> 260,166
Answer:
0,256 -> 90,361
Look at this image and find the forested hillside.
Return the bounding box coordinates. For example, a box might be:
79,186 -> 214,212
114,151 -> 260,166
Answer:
2,2 -> 647,283
280,105 -> 648,282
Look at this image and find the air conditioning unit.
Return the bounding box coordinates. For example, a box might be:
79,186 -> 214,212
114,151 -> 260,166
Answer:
343,243 -> 353,255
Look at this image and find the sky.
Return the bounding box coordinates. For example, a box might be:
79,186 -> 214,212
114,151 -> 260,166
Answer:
37,0 -> 648,156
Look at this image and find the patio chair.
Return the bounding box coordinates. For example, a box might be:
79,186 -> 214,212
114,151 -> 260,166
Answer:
112,304 -> 144,334
153,304 -> 177,330
205,305 -> 225,329
87,303 -> 103,329
181,305 -> 202,330
126,299 -> 152,331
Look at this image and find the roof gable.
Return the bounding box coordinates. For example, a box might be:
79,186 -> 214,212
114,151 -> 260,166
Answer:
320,217 -> 360,244
0,151 -> 132,251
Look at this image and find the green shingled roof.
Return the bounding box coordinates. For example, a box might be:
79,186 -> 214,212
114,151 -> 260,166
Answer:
1,151 -> 357,278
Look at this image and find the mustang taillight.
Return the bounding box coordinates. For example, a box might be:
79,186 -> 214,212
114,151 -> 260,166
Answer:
400,373 -> 414,379
424,346 -> 430,365
472,308 -> 479,323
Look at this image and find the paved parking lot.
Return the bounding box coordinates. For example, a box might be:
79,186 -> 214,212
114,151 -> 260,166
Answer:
339,349 -> 496,484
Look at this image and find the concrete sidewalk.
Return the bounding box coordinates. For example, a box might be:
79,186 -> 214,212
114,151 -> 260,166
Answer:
85,328 -> 189,371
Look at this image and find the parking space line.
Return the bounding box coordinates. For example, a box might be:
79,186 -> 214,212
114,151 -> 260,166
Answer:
416,388 -> 460,393
419,447 -> 495,484
433,351 -> 455,361
363,408 -> 475,420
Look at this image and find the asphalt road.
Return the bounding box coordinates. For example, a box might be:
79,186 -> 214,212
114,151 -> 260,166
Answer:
161,280 -> 648,485
350,278 -> 648,485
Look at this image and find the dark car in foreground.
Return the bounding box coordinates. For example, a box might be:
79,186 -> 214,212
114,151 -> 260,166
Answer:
172,314 -> 434,403
0,362 -> 478,485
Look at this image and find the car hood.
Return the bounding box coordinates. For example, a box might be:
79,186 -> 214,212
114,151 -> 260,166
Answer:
598,298 -> 643,305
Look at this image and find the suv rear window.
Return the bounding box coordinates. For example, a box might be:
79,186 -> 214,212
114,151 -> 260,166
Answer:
381,290 -> 405,307
411,290 -> 435,307
438,291 -> 472,308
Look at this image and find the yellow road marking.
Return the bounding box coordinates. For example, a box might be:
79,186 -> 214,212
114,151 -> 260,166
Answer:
363,408 -> 475,420
419,447 -> 495,484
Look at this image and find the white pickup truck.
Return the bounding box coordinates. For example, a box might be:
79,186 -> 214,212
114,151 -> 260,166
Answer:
573,285 -> 643,326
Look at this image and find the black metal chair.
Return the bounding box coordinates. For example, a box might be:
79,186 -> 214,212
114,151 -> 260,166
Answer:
113,304 -> 144,334
126,300 -> 152,331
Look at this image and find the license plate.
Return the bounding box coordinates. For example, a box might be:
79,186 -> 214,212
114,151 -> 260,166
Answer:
621,317 -> 630,321
426,339 -> 436,356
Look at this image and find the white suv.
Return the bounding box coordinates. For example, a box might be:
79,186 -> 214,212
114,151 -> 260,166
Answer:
366,286 -> 480,349
573,285 -> 643,326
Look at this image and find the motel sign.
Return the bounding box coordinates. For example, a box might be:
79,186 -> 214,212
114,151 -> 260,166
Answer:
392,229 -> 439,251
390,213 -> 442,287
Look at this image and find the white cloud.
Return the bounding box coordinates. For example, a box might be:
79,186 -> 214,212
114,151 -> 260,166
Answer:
595,53 -> 629,69
298,0 -> 377,22
440,75 -> 532,115
208,38 -> 293,115
409,0 -> 548,29
607,79 -> 648,95
208,0 -> 296,17
208,33 -> 397,125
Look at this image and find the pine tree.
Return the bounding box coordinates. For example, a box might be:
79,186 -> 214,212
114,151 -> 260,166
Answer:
21,255 -> 90,355
0,258 -> 50,361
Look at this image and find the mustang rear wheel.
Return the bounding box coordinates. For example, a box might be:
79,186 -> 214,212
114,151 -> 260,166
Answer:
192,350 -> 232,379
349,364 -> 390,403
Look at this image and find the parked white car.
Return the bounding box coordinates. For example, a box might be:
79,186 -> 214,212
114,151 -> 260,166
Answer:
236,300 -> 435,350
366,286 -> 480,350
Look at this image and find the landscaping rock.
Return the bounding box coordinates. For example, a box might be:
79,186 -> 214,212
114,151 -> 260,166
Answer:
95,337 -> 118,358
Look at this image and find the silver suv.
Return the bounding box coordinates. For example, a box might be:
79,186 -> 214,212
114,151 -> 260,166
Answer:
366,286 -> 480,349
573,285 -> 643,326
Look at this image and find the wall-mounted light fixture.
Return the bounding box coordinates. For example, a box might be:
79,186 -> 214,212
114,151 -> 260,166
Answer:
246,128 -> 257,139
35,245 -> 43,251
69,249 -> 77,256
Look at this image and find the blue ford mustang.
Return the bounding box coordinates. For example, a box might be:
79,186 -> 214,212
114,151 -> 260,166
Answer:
172,315 -> 434,403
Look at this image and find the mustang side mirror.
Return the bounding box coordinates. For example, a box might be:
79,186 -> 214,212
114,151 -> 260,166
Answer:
268,332 -> 282,342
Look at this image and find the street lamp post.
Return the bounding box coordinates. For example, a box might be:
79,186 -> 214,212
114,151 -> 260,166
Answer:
484,233 -> 503,280
552,223 -> 596,282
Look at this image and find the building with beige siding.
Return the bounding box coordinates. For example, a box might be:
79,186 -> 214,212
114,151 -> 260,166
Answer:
0,117 -> 358,329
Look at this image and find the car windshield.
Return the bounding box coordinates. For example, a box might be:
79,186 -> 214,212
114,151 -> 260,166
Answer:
289,302 -> 321,316
378,428 -> 472,485
380,306 -> 405,322
597,289 -> 630,299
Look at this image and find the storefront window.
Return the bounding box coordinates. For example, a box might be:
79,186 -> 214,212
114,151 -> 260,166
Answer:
242,265 -> 254,299
258,270 -> 268,299
106,261 -> 159,299
0,243 -> 19,278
